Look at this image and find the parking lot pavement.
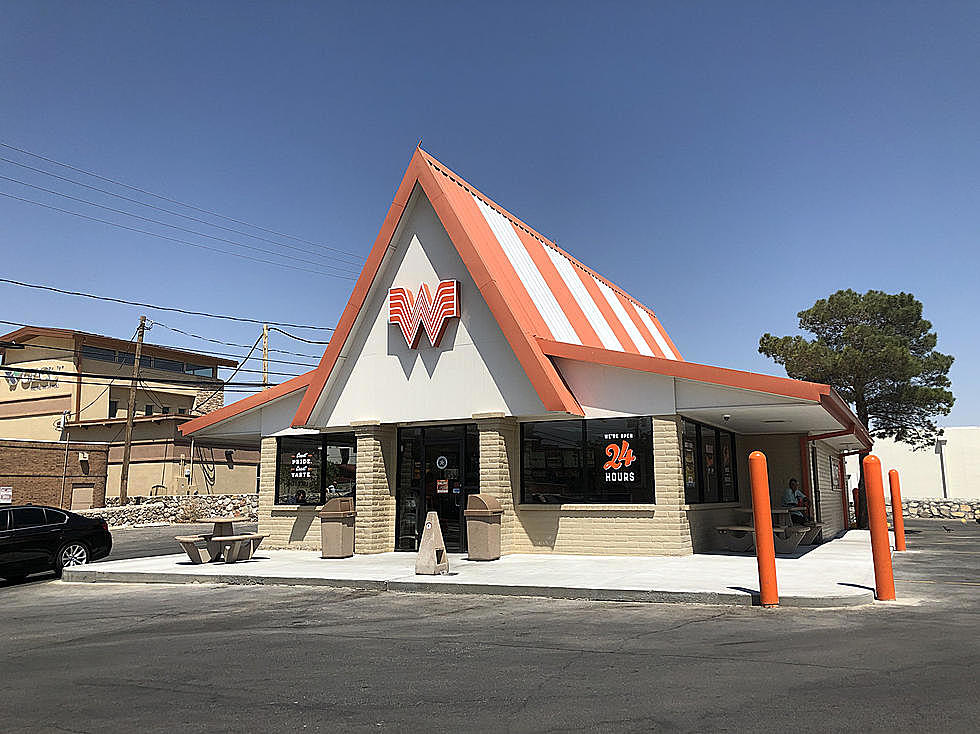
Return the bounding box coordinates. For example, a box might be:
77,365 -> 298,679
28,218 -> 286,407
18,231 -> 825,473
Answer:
0,518 -> 977,733
98,522 -> 259,562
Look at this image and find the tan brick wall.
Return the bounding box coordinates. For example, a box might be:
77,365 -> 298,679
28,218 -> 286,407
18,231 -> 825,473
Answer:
258,436 -> 322,550
477,417 -> 519,553
353,424 -> 396,554
484,415 -> 697,557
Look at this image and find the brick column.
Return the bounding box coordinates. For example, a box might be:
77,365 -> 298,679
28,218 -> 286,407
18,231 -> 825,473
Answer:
353,422 -> 396,554
653,415 -> 694,554
475,414 -> 520,555
256,436 -> 279,540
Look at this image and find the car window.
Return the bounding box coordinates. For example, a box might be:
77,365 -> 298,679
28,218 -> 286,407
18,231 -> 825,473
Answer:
44,509 -> 68,524
12,507 -> 48,529
0,509 -> 8,531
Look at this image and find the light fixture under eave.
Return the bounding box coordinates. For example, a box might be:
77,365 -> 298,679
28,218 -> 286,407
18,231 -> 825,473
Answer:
761,419 -> 787,424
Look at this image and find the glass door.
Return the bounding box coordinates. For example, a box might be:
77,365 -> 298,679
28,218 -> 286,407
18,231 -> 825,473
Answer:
396,424 -> 479,553
424,439 -> 464,552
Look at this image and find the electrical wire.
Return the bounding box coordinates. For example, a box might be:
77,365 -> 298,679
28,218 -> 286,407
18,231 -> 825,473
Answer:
267,326 -> 331,345
0,190 -> 356,280
0,174 -> 361,277
2,366 -> 287,388
0,320 -> 320,368
192,333 -> 262,411
150,320 -> 322,359
0,140 -> 367,262
0,154 -> 366,266
0,277 -> 334,331
70,328 -> 139,418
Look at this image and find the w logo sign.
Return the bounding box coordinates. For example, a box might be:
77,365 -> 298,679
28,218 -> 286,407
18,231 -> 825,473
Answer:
388,280 -> 461,348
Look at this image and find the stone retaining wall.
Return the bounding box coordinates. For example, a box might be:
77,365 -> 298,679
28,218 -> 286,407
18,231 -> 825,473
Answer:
899,498 -> 979,521
78,493 -> 258,527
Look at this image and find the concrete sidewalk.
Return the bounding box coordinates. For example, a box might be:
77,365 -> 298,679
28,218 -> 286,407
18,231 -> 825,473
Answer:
63,530 -> 889,607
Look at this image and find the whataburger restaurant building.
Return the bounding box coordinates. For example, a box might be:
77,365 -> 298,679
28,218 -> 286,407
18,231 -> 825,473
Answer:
182,148 -> 872,557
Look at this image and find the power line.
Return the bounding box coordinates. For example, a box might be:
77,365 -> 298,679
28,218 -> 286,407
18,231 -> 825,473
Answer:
0,176 -> 361,277
0,140 -> 367,263
2,366 -> 291,388
150,320 -> 323,359
267,326 -> 331,345
0,318 -> 320,368
192,333 -> 261,411
0,277 -> 335,332
0,154 -> 366,266
0,190 -> 356,280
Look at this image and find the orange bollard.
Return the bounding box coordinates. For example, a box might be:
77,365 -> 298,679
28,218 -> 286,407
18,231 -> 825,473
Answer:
888,469 -> 907,551
748,451 -> 778,607
862,455 -> 896,600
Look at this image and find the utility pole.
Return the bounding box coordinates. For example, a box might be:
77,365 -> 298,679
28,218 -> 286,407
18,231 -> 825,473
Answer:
118,315 -> 147,506
262,323 -> 270,388
935,437 -> 949,499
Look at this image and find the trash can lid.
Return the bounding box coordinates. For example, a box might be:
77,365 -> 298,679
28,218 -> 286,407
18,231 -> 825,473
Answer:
319,496 -> 355,518
465,494 -> 502,514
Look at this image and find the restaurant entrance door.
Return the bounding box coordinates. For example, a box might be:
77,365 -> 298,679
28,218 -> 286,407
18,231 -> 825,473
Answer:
396,424 -> 479,553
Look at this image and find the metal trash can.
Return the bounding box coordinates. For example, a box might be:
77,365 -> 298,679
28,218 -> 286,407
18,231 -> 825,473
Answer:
319,497 -> 356,558
463,494 -> 503,561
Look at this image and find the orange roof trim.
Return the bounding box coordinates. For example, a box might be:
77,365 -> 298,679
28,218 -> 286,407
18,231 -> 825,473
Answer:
179,371 -> 314,437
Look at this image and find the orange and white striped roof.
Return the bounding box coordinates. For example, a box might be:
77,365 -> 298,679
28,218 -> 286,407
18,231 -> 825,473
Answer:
419,150 -> 682,362
181,146 -> 869,439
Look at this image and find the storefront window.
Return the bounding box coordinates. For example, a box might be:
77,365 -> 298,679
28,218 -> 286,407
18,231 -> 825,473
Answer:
682,420 -> 699,504
521,417 -> 654,504
681,419 -> 739,504
275,434 -> 356,506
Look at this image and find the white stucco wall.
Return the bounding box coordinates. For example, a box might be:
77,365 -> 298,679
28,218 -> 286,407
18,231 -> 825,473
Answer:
845,427 -> 980,500
308,187 -> 547,427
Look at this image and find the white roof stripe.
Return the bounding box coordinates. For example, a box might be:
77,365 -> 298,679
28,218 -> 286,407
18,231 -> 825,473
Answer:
632,303 -> 677,360
594,277 -> 655,357
473,196 -> 581,344
543,245 -> 624,351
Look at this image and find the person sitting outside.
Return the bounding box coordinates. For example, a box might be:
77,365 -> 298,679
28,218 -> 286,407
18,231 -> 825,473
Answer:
781,478 -> 808,524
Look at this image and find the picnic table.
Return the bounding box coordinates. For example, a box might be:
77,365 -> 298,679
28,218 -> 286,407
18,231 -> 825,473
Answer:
716,507 -> 825,553
175,516 -> 268,564
199,516 -> 245,538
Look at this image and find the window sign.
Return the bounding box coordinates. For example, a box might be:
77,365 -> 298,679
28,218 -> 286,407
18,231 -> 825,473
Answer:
275,435 -> 356,505
522,417 -> 654,504
0,486 -> 12,504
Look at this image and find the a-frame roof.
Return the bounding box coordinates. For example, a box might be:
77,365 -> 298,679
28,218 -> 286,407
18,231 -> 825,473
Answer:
181,146 -> 868,448
290,146 -> 687,426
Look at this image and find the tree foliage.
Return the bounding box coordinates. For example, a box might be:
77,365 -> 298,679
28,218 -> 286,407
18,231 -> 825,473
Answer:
759,289 -> 954,449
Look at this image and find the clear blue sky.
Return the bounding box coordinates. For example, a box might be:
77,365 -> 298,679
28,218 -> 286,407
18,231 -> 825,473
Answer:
2,2 -> 978,421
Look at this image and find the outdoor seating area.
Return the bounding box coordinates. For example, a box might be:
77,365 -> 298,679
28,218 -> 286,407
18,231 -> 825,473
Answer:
175,516 -> 268,565
716,508 -> 825,554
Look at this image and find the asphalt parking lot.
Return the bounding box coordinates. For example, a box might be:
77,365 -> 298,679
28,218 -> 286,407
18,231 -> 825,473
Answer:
1,518 -> 977,733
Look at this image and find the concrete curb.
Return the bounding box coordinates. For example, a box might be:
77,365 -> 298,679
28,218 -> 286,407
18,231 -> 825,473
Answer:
62,567 -> 875,608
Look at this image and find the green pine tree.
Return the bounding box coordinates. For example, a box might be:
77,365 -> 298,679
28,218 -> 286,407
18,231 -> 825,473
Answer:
759,289 -> 954,449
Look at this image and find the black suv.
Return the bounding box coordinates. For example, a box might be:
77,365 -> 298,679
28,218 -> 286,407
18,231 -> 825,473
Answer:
0,505 -> 112,582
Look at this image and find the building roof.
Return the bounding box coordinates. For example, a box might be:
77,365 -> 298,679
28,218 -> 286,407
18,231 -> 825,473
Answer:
181,146 -> 870,448
0,325 -> 237,368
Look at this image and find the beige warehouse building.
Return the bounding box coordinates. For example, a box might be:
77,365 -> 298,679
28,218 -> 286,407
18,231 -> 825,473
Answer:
182,148 -> 871,556
0,326 -> 259,507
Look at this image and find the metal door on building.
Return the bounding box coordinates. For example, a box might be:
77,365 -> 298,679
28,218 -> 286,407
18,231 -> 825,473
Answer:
70,483 -> 95,511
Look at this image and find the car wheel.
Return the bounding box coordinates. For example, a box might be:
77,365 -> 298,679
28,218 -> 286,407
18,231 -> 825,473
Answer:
56,542 -> 90,573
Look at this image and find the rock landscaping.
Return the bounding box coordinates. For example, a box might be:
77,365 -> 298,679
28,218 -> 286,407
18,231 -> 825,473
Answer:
78,493 -> 258,527
900,498 -> 979,521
